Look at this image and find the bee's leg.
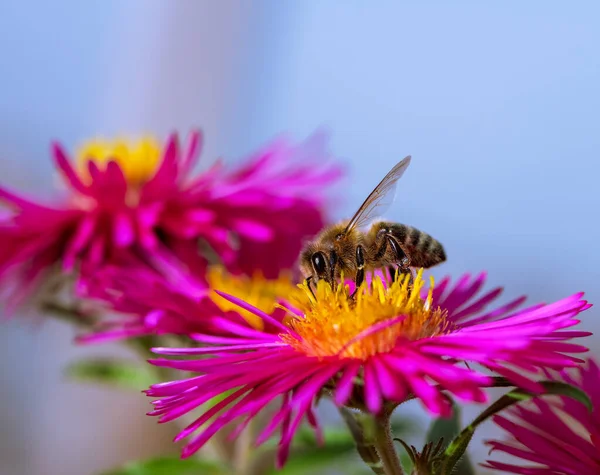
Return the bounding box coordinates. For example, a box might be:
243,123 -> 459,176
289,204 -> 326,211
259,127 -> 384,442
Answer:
350,245 -> 365,299
388,265 -> 398,282
386,236 -> 414,286
329,250 -> 339,290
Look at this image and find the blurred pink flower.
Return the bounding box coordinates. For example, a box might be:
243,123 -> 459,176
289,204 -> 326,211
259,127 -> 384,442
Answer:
79,262 -> 296,342
0,130 -> 341,311
145,271 -> 591,467
484,359 -> 600,475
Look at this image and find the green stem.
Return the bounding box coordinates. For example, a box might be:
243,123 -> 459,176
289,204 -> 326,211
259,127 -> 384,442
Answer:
339,407 -> 384,475
372,412 -> 405,475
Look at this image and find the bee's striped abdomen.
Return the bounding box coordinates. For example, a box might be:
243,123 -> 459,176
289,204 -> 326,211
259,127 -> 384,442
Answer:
383,222 -> 446,269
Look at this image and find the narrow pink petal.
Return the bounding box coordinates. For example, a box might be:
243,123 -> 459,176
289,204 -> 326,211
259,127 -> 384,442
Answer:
0,186 -> 54,212
189,333 -> 275,346
207,317 -> 277,340
277,398 -> 312,468
87,160 -> 101,181
142,133 -> 178,200
363,361 -> 383,414
232,218 -> 274,241
104,161 -> 128,200
460,295 -> 527,325
52,142 -> 89,195
255,396 -> 291,446
152,342 -> 285,355
408,375 -> 451,416
334,361 -> 361,406
428,276 -> 450,304
305,404 -> 324,445
113,211 -> 135,247
86,234 -> 106,265
180,130 -> 203,177
63,215 -> 96,269
440,273 -> 481,314
448,287 -> 503,323
214,291 -> 291,334
174,387 -> 248,440
372,356 -> 408,402
487,364 -> 545,393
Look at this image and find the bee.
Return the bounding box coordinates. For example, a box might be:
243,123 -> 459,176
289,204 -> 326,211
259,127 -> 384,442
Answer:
300,155 -> 446,294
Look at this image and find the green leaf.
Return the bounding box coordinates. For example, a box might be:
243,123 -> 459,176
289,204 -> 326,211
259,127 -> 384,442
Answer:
440,381 -> 592,475
425,403 -> 475,475
101,457 -> 225,475
66,358 -> 157,390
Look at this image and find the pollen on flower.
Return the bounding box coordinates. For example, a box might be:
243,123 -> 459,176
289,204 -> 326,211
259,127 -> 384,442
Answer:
208,266 -> 297,330
76,137 -> 162,185
282,270 -> 451,360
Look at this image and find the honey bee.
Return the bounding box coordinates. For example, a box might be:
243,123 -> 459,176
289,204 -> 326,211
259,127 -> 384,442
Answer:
300,156 -> 446,294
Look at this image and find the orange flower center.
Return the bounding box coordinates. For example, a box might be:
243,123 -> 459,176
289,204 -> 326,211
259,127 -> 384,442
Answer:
281,271 -> 451,360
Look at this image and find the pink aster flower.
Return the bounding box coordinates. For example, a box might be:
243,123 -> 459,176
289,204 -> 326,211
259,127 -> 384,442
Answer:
0,131 -> 340,310
484,359 -> 600,475
145,271 -> 591,467
80,262 -> 297,342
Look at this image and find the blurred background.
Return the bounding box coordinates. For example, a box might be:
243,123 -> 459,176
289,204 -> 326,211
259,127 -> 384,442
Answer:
1,1 -> 599,474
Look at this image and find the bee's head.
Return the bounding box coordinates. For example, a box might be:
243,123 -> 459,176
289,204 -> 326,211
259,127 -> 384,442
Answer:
300,248 -> 338,287
299,223 -> 349,287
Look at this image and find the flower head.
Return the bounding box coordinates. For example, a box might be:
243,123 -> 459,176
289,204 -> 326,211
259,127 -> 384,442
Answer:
484,359 -> 600,475
0,130 -> 340,311
146,271 -> 591,467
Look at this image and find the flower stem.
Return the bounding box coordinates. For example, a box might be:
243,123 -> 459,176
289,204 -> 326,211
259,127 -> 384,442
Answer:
372,412 -> 405,475
340,407 -> 405,475
339,407 -> 385,474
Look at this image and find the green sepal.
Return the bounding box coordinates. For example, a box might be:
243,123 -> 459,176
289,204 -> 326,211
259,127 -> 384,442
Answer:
424,402 -> 475,475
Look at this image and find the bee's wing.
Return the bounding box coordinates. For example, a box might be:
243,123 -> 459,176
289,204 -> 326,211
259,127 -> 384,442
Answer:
344,155 -> 411,234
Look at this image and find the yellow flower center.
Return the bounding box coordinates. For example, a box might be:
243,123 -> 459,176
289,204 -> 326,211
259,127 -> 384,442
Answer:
208,266 -> 297,330
282,270 -> 451,360
76,137 -> 162,185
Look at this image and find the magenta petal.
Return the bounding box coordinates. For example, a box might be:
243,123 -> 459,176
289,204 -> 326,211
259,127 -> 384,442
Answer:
52,142 -> 89,195
363,361 -> 383,414
334,361 -> 361,406
113,212 -> 135,247
180,130 -> 203,177
373,356 -> 408,402
214,291 -> 291,334
232,218 -> 274,241
63,215 -> 96,269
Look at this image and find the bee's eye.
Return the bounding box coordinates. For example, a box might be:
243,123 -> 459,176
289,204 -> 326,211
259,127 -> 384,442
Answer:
311,252 -> 327,275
